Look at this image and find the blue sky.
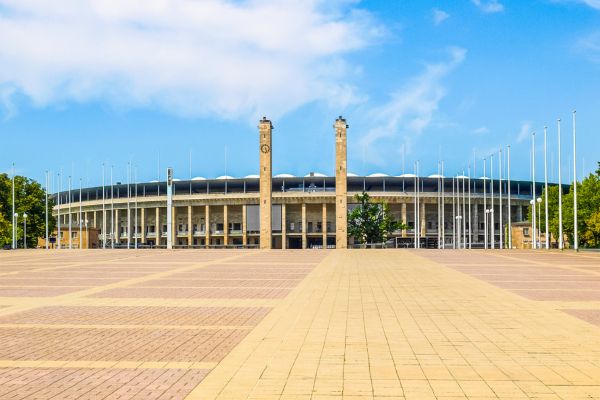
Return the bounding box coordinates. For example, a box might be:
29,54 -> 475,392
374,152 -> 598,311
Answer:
1,0 -> 599,189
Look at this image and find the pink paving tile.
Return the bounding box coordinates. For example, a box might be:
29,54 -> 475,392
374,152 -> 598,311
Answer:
0,368 -> 209,400
563,309 -> 600,327
89,287 -> 291,299
0,306 -> 270,326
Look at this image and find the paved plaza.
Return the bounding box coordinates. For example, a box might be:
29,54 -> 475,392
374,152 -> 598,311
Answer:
0,250 -> 599,399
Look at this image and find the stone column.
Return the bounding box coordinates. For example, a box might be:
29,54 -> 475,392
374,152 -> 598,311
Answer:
302,203 -> 307,249
259,117 -> 273,249
172,206 -> 177,246
187,205 -> 193,247
93,210 -> 97,229
242,205 -> 247,247
335,116 -> 348,248
401,203 -> 407,238
281,203 -> 287,250
223,204 -> 229,246
156,207 -> 160,246
322,203 -> 327,248
141,207 -> 146,244
114,209 -> 120,244
205,205 -> 211,248
420,202 -> 426,237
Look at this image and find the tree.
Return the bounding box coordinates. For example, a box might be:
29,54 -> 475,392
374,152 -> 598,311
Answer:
584,211 -> 600,248
0,173 -> 55,248
348,192 -> 404,244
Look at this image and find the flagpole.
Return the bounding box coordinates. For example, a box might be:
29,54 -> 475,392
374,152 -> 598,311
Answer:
134,166 -> 138,249
45,170 -> 49,250
468,165 -> 472,249
452,175 -> 456,249
507,145 -> 512,249
499,148 -> 503,249
11,163 -> 16,249
557,119 -> 564,250
532,132 -> 537,249
127,162 -> 131,249
57,172 -> 61,249
414,161 -> 417,249
490,154 -> 494,249
441,161 -> 445,249
462,172 -> 466,248
544,126 -> 549,249
111,165 -> 114,249
483,158 -> 487,250
417,161 -> 420,248
102,164 -> 106,249
573,111 -> 578,251
79,178 -> 82,249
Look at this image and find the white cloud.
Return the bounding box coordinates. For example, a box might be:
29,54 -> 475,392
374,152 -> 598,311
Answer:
578,0 -> 600,9
577,31 -> 600,63
359,47 -> 466,165
0,0 -> 381,120
432,8 -> 450,25
472,126 -> 490,135
471,0 -> 504,13
516,121 -> 532,143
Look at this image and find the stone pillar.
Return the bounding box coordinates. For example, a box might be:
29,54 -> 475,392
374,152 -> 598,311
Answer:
141,207 -> 146,244
172,206 -> 177,246
242,205 -> 247,247
322,203 -> 327,248
155,207 -> 160,245
259,117 -> 273,249
401,203 -> 407,238
187,205 -> 193,247
420,202 -> 426,237
335,116 -> 348,249
281,204 -> 287,250
205,206 -> 210,248
114,209 -> 120,244
223,204 -> 229,246
517,204 -> 523,222
93,210 -> 97,228
302,203 -> 307,249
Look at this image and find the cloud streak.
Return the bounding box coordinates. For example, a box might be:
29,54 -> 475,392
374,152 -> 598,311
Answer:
0,0 -> 382,120
471,0 -> 504,13
359,47 -> 466,166
432,8 -> 450,25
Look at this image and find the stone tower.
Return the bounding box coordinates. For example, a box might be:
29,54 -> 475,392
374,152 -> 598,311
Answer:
335,116 -> 348,249
259,117 -> 273,249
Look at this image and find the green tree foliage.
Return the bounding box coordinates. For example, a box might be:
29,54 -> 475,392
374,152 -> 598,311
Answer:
348,192 -> 404,244
0,173 -> 55,248
534,163 -> 600,248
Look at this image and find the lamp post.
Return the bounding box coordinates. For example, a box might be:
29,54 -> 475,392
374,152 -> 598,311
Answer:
23,213 -> 27,249
79,178 -> 83,250
530,199 -> 535,249
45,170 -> 49,250
485,209 -> 490,249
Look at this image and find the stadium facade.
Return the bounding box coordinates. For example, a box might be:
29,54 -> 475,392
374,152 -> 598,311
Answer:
51,117 -> 549,249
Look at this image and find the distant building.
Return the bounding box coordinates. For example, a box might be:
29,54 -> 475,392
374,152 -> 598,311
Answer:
51,117 -> 562,249
38,226 -> 100,249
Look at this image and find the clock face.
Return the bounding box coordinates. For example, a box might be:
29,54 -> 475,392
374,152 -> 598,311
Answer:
261,144 -> 270,154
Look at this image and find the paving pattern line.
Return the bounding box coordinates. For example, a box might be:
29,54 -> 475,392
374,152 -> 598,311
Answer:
0,252 -> 252,318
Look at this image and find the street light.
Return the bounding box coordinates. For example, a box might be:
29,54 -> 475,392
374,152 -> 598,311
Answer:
23,213 -> 27,249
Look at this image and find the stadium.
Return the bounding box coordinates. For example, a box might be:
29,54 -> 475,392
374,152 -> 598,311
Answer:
49,117 -> 552,250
